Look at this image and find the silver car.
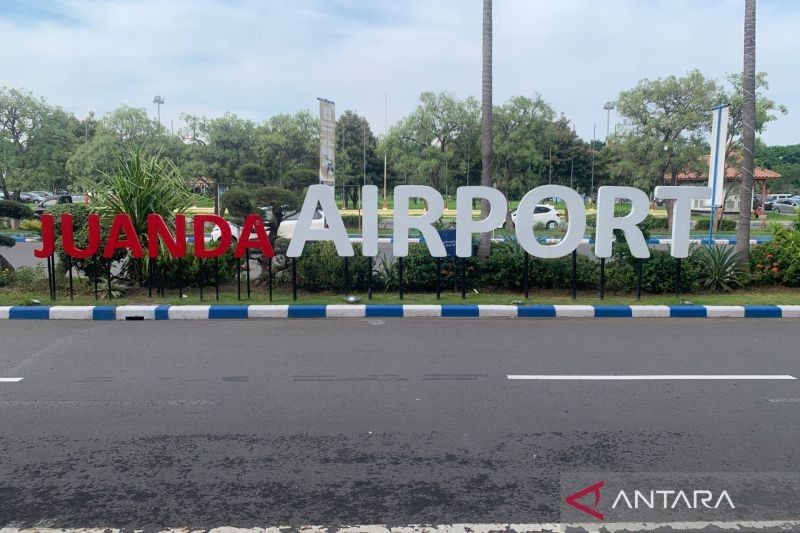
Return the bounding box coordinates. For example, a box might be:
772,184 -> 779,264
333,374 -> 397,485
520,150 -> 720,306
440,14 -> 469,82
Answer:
772,198 -> 800,214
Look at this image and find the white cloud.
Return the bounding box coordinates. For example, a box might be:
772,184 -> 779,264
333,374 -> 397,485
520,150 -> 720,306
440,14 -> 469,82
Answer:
1,0 -> 796,144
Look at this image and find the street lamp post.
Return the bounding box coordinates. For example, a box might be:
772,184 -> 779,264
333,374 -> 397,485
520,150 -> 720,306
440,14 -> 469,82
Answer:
153,94 -> 165,125
603,101 -> 615,142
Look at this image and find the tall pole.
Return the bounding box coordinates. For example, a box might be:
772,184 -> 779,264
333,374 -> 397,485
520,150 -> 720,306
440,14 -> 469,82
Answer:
603,102 -> 615,142
383,93 -> 388,210
477,0 -> 493,259
590,124 -> 596,201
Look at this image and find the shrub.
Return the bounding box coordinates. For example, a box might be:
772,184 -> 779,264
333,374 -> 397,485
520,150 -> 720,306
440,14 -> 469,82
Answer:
750,226 -> 800,286
8,265 -> 48,292
606,243 -> 702,293
221,189 -> 254,221
694,245 -> 747,292
296,241 -> 370,291
694,218 -> 737,231
150,247 -> 240,288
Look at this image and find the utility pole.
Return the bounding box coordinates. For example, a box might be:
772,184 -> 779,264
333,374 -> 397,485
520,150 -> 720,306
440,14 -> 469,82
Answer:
383,93 -> 388,210
590,124 -> 596,203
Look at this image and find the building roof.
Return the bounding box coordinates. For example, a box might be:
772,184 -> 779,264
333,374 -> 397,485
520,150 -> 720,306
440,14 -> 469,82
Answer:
672,155 -> 781,182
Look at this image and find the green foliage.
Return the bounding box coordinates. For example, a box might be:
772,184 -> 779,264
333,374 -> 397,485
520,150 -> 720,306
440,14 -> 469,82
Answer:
49,203 -> 123,281
0,200 -> 34,222
694,218 -> 737,231
750,226 -> 800,286
237,163 -> 268,186
281,168 -> 318,192
151,247 -> 240,288
221,188 -> 254,221
296,241 -> 369,292
7,265 -> 48,291
694,245 -> 747,292
606,243 -> 702,293
252,187 -> 301,240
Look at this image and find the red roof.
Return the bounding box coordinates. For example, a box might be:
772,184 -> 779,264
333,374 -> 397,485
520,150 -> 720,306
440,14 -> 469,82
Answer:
672,155 -> 781,182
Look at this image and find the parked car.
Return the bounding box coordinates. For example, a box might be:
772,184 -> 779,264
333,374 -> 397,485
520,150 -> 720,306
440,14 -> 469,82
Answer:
33,194 -> 74,218
209,208 -> 326,242
772,198 -> 800,214
509,204 -> 561,229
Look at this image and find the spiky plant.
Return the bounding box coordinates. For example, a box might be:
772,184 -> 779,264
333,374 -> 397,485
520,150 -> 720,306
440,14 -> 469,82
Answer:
695,245 -> 747,292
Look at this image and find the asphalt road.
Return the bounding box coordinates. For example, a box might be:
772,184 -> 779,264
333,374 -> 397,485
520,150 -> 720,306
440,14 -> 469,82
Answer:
1,319 -> 799,529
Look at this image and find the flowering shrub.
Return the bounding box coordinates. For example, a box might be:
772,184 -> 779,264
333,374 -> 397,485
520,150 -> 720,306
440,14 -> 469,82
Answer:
750,226 -> 800,286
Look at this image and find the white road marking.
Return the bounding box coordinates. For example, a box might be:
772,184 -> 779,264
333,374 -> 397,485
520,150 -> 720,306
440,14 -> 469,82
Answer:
0,377 -> 23,382
508,374 -> 797,380
2,521 -> 800,532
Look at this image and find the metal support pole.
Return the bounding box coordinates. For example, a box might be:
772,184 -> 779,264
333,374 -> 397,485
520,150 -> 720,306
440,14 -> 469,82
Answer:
94,264 -> 99,301
460,258 -> 466,299
199,259 -> 204,301
636,258 -> 643,300
214,257 -> 220,302
292,258 -> 297,301
178,258 -> 184,300
599,258 -> 606,300
237,258 -> 241,301
571,250 -> 578,300
523,253 -> 530,299
68,256 -> 73,302
268,258 -> 273,302
46,255 -> 54,301
245,250 -> 251,300
148,260 -> 153,298
675,258 -> 682,298
368,257 -> 373,300
435,257 -> 441,300
344,256 -> 350,295
398,257 -> 404,300
107,263 -> 112,300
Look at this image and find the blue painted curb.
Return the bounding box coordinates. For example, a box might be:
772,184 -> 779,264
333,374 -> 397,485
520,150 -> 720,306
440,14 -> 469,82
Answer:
0,304 -> 794,320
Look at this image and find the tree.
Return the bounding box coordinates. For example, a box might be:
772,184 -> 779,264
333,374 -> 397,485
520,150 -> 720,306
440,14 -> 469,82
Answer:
237,163 -> 269,186
255,111 -> 319,185
736,0 -> 758,263
613,70 -> 720,224
67,105 -> 181,187
336,110 -> 382,207
383,92 -> 480,192
478,0 -> 493,259
0,88 -> 81,196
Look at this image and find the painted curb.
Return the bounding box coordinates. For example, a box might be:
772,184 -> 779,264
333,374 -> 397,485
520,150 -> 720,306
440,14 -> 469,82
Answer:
0,304 -> 798,320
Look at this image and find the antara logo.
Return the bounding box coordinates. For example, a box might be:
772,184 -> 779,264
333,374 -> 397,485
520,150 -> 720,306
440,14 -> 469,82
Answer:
565,480 -> 736,521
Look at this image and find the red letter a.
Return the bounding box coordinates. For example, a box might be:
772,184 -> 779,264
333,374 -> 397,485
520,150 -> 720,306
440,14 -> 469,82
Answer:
234,214 -> 274,259
103,214 -> 144,259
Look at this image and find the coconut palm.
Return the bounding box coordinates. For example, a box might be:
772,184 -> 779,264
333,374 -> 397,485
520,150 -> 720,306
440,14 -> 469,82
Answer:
735,0 -> 756,263
477,0 -> 493,259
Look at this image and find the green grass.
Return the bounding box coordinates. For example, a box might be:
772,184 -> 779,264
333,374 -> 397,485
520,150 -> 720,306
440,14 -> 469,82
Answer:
3,285 -> 800,307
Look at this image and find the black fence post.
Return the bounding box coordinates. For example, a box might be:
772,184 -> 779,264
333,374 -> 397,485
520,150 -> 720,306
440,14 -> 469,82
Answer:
147,260 -> 153,299
675,258 -> 682,298
67,256 -> 73,302
344,256 -> 350,295
178,258 -> 184,300
106,263 -> 112,300
599,257 -> 606,300
435,257 -> 441,300
46,254 -> 54,301
236,257 -> 242,301
368,257 -> 373,300
636,258 -> 643,300
571,250 -> 578,300
398,257 -> 404,300
523,252 -> 530,299
460,258 -> 466,300
94,263 -> 99,301
214,257 -> 220,302
268,258 -> 273,302
199,259 -> 205,302
245,250 -> 251,300
291,257 -> 297,301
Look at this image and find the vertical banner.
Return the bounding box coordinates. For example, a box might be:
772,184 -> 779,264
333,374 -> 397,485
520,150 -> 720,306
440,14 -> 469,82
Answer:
318,98 -> 336,187
708,104 -> 730,208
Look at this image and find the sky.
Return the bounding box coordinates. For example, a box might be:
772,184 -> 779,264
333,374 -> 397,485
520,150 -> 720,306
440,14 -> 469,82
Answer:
1,0 -> 798,145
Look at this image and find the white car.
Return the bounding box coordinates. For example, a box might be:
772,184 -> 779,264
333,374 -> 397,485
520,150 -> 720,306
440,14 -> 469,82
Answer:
510,204 -> 561,229
209,208 -> 326,241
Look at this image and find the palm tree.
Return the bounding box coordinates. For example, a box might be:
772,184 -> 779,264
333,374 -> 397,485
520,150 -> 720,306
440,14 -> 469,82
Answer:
735,0 -> 756,263
477,0 -> 493,259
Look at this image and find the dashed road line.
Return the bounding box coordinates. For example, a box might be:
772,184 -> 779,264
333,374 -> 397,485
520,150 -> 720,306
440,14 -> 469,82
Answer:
0,377 -> 23,382
508,374 -> 797,380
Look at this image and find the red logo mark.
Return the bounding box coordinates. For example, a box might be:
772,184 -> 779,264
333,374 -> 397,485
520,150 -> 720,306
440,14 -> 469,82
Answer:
565,480 -> 605,520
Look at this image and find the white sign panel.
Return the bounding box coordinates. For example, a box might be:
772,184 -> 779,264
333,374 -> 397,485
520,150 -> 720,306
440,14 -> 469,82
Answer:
318,98 -> 336,187
707,105 -> 729,207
